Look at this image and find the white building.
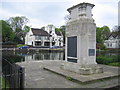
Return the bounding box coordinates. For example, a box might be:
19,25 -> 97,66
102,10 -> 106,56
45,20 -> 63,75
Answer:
25,28 -> 50,47
25,25 -> 63,47
45,25 -> 63,47
104,33 -> 120,49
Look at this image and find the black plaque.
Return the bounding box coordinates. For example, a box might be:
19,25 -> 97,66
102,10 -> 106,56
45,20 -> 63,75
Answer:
67,36 -> 77,57
67,58 -> 77,63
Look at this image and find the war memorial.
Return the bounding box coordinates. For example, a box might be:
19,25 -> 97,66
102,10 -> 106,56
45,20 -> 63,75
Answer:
62,2 -> 103,75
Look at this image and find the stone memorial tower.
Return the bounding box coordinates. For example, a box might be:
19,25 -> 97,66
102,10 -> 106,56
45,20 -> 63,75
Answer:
62,2 -> 103,75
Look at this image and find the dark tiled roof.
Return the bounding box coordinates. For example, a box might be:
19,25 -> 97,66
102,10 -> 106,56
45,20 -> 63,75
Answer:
107,32 -> 120,39
31,28 -> 50,36
108,33 -> 118,39
55,31 -> 62,36
16,31 -> 27,37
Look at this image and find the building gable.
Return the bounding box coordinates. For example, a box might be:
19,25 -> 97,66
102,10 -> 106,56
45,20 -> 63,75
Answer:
107,33 -> 118,40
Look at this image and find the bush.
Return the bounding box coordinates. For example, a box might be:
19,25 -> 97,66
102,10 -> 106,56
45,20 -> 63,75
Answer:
108,62 -> 120,67
17,44 -> 25,48
96,55 -> 120,65
100,44 -> 107,50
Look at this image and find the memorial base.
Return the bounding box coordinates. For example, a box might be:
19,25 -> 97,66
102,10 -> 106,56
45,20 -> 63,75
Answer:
61,62 -> 103,75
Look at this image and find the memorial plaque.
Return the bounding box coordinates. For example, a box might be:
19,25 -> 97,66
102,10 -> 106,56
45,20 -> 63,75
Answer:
67,36 -> 77,57
89,49 -> 95,56
67,58 -> 77,63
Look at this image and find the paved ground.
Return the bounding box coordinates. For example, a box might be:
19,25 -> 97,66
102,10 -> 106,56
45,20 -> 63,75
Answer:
17,60 -> 120,88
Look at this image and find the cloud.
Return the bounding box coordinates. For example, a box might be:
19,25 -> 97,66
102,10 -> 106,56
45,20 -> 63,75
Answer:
1,0 -> 119,29
92,1 -> 118,29
0,8 -> 24,20
2,0 -> 70,2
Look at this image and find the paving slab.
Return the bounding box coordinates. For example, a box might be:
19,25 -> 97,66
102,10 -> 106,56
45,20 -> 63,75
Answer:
17,60 -> 120,88
44,64 -> 120,83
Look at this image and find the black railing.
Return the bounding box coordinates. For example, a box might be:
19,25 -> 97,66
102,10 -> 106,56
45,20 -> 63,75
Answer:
2,58 -> 25,89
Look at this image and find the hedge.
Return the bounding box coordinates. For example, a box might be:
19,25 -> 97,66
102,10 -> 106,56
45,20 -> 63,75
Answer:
96,55 -> 120,65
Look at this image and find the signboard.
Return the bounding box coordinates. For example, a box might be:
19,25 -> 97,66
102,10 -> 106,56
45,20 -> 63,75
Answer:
89,49 -> 95,56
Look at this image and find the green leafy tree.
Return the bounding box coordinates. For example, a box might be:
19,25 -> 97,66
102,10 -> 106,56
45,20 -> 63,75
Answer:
23,25 -> 30,32
96,27 -> 102,43
41,26 -> 45,30
7,16 -> 29,43
8,16 -> 29,32
101,26 -> 111,40
60,25 -> 66,44
55,26 -> 66,44
1,20 -> 15,42
96,26 -> 111,44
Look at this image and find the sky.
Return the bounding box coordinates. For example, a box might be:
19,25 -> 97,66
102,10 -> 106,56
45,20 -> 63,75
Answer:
0,0 -> 119,30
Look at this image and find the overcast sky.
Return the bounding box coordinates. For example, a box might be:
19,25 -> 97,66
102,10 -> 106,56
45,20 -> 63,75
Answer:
0,0 -> 119,30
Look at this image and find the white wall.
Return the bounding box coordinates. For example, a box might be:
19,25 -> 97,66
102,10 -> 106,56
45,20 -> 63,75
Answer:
104,39 -> 120,48
25,29 -> 34,45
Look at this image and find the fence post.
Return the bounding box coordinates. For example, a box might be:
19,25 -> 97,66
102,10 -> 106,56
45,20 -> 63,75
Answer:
20,67 -> 25,90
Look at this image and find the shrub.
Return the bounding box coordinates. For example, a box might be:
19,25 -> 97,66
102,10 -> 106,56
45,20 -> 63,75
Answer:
100,44 -> 107,50
17,44 -> 25,48
96,55 -> 120,65
108,62 -> 120,67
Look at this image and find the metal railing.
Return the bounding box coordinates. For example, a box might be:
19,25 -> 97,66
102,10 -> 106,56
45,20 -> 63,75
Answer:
2,58 -> 25,89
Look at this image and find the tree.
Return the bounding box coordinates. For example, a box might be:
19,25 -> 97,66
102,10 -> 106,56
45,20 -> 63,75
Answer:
7,16 -> 29,43
55,26 -> 66,44
96,27 -> 102,43
1,20 -> 15,42
96,26 -> 111,44
112,25 -> 119,32
41,26 -> 45,30
60,25 -> 66,31
8,16 -> 29,32
101,26 -> 111,40
64,14 -> 71,23
23,25 -> 30,32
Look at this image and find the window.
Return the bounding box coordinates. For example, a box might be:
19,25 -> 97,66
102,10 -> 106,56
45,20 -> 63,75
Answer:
110,43 -> 112,47
44,36 -> 49,40
78,6 -> 86,13
35,36 -> 38,40
35,36 -> 41,40
78,6 -> 86,17
39,36 -> 41,40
